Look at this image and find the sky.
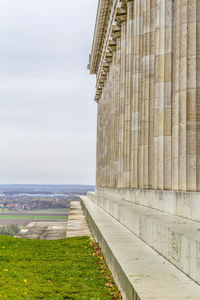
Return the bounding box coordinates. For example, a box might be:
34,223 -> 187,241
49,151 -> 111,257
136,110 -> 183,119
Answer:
0,0 -> 98,185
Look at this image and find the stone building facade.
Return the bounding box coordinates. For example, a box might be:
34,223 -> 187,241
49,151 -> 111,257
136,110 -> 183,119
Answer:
84,0 -> 200,298
89,0 -> 200,222
91,0 -> 200,192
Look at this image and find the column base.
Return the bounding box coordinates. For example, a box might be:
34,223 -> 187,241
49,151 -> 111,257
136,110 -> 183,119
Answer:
93,187 -> 200,222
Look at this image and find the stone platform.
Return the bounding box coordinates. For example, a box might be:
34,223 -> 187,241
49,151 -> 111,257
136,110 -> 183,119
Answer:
66,201 -> 91,237
88,190 -> 200,285
16,201 -> 91,240
81,194 -> 200,300
16,222 -> 68,240
95,187 -> 200,222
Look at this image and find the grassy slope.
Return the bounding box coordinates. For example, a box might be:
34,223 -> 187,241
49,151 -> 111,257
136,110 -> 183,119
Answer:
0,236 -> 117,300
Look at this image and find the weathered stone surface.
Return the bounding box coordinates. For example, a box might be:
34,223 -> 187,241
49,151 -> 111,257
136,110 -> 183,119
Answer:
16,202 -> 92,239
87,190 -> 200,285
81,196 -> 200,300
90,188 -> 200,222
90,0 -> 200,192
16,222 -> 68,240
89,0 -> 200,298
66,201 -> 91,237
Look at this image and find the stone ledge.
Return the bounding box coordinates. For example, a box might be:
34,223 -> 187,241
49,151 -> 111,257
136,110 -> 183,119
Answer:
92,187 -> 200,222
87,191 -> 200,285
66,201 -> 91,238
80,196 -> 200,300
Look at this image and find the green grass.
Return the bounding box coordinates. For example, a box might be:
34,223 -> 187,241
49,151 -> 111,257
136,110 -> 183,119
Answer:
0,215 -> 67,221
18,226 -> 24,231
0,236 -> 116,299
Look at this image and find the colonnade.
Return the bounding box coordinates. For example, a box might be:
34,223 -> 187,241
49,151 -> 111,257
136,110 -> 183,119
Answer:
95,0 -> 200,192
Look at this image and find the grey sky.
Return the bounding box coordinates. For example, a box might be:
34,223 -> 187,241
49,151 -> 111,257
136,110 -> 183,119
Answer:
0,0 -> 98,184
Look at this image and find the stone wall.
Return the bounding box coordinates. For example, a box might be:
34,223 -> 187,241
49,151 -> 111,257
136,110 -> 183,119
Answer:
92,0 -> 200,192
87,3 -> 200,296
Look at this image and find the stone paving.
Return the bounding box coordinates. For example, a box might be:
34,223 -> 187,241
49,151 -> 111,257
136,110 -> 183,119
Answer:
16,222 -> 68,240
66,201 -> 91,237
81,195 -> 200,300
16,201 -> 91,240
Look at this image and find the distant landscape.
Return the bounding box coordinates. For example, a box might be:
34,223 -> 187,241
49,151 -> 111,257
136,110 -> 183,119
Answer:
0,184 -> 95,236
0,184 -> 95,195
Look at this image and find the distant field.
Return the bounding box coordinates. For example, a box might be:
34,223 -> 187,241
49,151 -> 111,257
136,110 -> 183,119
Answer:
0,209 -> 68,227
0,220 -> 33,226
0,209 -> 68,214
0,215 -> 67,220
0,210 -> 69,217
24,209 -> 69,214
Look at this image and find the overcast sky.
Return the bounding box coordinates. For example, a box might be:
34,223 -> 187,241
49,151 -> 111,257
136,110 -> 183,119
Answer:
0,0 -> 98,185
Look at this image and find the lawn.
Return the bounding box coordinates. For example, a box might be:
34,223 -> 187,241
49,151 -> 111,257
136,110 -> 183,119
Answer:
0,236 -> 121,299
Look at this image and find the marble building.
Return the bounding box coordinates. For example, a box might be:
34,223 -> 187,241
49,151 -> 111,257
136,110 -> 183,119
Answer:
92,0 -> 200,193
81,0 -> 200,299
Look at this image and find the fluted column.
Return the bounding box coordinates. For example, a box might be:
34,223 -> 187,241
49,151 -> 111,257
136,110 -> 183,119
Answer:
124,2 -> 133,188
172,0 -> 198,191
172,0 -> 180,190
154,0 -> 172,190
143,0 -> 151,188
94,0 -> 200,193
186,0 -> 197,191
131,0 -> 141,189
138,0 -> 144,188
116,38 -> 121,188
178,0 -> 187,191
120,22 -> 126,188
197,1 -> 200,191
112,52 -> 118,188
148,0 -> 156,189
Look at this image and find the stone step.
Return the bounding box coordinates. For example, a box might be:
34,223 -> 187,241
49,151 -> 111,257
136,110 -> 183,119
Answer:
87,191 -> 200,286
81,196 -> 200,300
90,187 -> 200,222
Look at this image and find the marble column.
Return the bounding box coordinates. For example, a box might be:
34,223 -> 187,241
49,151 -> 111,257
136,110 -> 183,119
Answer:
186,0 -> 197,191
131,0 -> 141,189
154,0 -> 172,190
138,0 -> 144,188
94,0 -> 200,192
148,0 -> 156,189
120,22 -> 126,188
124,2 -> 133,188
116,38 -> 121,188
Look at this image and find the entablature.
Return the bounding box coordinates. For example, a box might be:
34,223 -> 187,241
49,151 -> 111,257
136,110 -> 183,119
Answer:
89,0 -> 133,102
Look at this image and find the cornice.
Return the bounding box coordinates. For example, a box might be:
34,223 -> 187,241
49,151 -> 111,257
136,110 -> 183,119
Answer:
89,0 -> 132,102
89,0 -> 112,75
